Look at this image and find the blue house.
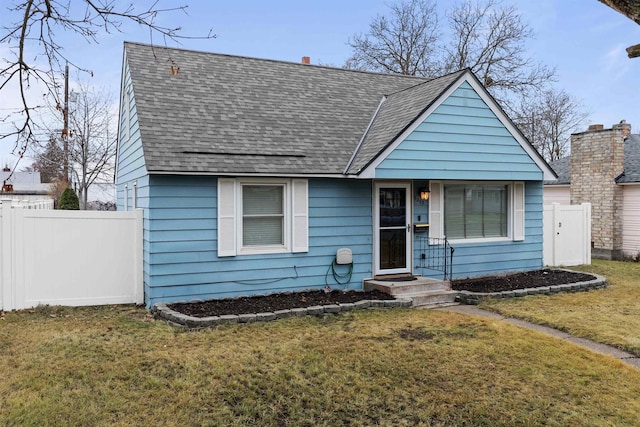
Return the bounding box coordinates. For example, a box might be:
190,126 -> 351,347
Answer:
116,42 -> 556,307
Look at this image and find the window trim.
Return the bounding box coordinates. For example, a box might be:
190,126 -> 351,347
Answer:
430,180 -> 525,244
238,180 -> 290,255
217,177 -> 309,257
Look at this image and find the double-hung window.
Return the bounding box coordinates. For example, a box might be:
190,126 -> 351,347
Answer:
217,178 -> 308,256
429,181 -> 525,242
242,184 -> 285,247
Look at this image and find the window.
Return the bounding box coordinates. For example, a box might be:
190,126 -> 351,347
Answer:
429,181 -> 524,242
242,184 -> 284,246
217,178 -> 308,256
444,184 -> 507,239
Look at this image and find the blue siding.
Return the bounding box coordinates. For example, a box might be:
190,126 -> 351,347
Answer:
116,60 -> 148,210
145,177 -> 373,306
115,60 -> 152,300
376,82 -> 542,181
428,181 -> 544,279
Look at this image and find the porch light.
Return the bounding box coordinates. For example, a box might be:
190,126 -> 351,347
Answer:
419,187 -> 430,201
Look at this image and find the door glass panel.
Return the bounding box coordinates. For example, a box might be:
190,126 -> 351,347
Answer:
379,188 -> 406,227
379,229 -> 406,269
378,187 -> 407,270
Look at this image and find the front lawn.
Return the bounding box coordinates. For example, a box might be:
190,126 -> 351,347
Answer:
1,304 -> 639,426
480,259 -> 640,356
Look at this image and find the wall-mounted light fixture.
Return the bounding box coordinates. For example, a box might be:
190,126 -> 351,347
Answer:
419,187 -> 430,201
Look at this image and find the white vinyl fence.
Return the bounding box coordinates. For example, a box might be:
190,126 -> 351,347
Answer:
543,203 -> 592,267
0,199 -> 143,311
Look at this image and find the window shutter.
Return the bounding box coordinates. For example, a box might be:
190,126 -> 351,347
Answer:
513,182 -> 525,241
291,179 -> 309,253
218,178 -> 237,257
429,181 -> 443,239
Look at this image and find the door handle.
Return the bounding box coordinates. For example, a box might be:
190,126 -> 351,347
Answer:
407,224 -> 411,231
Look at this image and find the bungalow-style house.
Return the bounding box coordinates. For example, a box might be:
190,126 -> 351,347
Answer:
116,42 -> 555,307
544,121 -> 640,259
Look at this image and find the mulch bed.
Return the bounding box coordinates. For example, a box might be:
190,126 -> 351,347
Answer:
452,269 -> 597,293
168,289 -> 395,318
167,269 -> 597,318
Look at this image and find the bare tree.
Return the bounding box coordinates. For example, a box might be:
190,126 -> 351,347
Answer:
26,82 -> 116,209
344,0 -> 441,76
442,0 -> 555,105
1,1 -> 214,177
66,83 -> 116,210
344,0 -> 555,108
22,134 -> 65,182
514,89 -> 590,162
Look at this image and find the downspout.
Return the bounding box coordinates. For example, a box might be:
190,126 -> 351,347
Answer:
343,96 -> 387,175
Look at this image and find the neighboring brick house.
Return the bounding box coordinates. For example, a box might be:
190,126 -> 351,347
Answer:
544,121 -> 640,259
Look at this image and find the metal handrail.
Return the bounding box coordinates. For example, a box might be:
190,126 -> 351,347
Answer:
415,236 -> 455,281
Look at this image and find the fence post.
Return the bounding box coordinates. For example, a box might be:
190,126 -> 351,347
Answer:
552,203 -> 562,266
1,199 -> 14,310
582,203 -> 592,265
134,208 -> 144,305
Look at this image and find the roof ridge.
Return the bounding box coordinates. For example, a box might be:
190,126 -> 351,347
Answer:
384,68 -> 468,97
124,41 -> 433,81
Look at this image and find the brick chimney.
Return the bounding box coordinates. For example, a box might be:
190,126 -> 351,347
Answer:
301,56 -> 310,65
570,122 -> 628,259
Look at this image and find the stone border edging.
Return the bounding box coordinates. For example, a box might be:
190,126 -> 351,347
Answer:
152,298 -> 413,329
456,270 -> 607,305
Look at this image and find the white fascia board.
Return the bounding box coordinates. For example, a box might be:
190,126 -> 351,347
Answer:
357,72 -> 557,181
343,96 -> 387,175
114,49 -> 128,185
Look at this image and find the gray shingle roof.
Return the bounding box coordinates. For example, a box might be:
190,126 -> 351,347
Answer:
546,156 -> 570,185
616,134 -> 640,183
546,134 -> 640,184
124,42 -> 465,175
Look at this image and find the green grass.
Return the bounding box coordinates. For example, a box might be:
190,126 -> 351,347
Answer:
1,303 -> 640,426
480,259 -> 640,356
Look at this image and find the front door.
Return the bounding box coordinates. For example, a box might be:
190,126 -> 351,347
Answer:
374,182 -> 412,275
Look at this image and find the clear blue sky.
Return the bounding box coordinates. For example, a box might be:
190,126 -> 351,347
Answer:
1,0 -> 639,168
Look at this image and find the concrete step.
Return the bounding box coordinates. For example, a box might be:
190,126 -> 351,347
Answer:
405,290 -> 459,308
364,277 -> 449,296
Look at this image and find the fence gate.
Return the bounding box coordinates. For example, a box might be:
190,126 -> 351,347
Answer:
543,203 -> 591,266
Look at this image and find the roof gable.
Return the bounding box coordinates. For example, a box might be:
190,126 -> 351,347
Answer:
345,70 -> 465,174
358,73 -> 556,181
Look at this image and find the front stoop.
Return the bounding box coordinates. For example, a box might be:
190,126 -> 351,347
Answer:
364,276 -> 458,308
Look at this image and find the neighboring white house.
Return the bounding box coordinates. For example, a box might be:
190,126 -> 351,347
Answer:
544,121 -> 640,259
0,169 -> 53,202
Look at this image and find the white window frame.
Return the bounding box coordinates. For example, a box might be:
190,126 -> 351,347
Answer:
132,181 -> 137,209
429,181 -> 525,244
217,178 -> 308,257
124,184 -> 129,211
238,179 -> 290,255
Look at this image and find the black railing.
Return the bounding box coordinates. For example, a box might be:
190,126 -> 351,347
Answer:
415,236 -> 455,281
